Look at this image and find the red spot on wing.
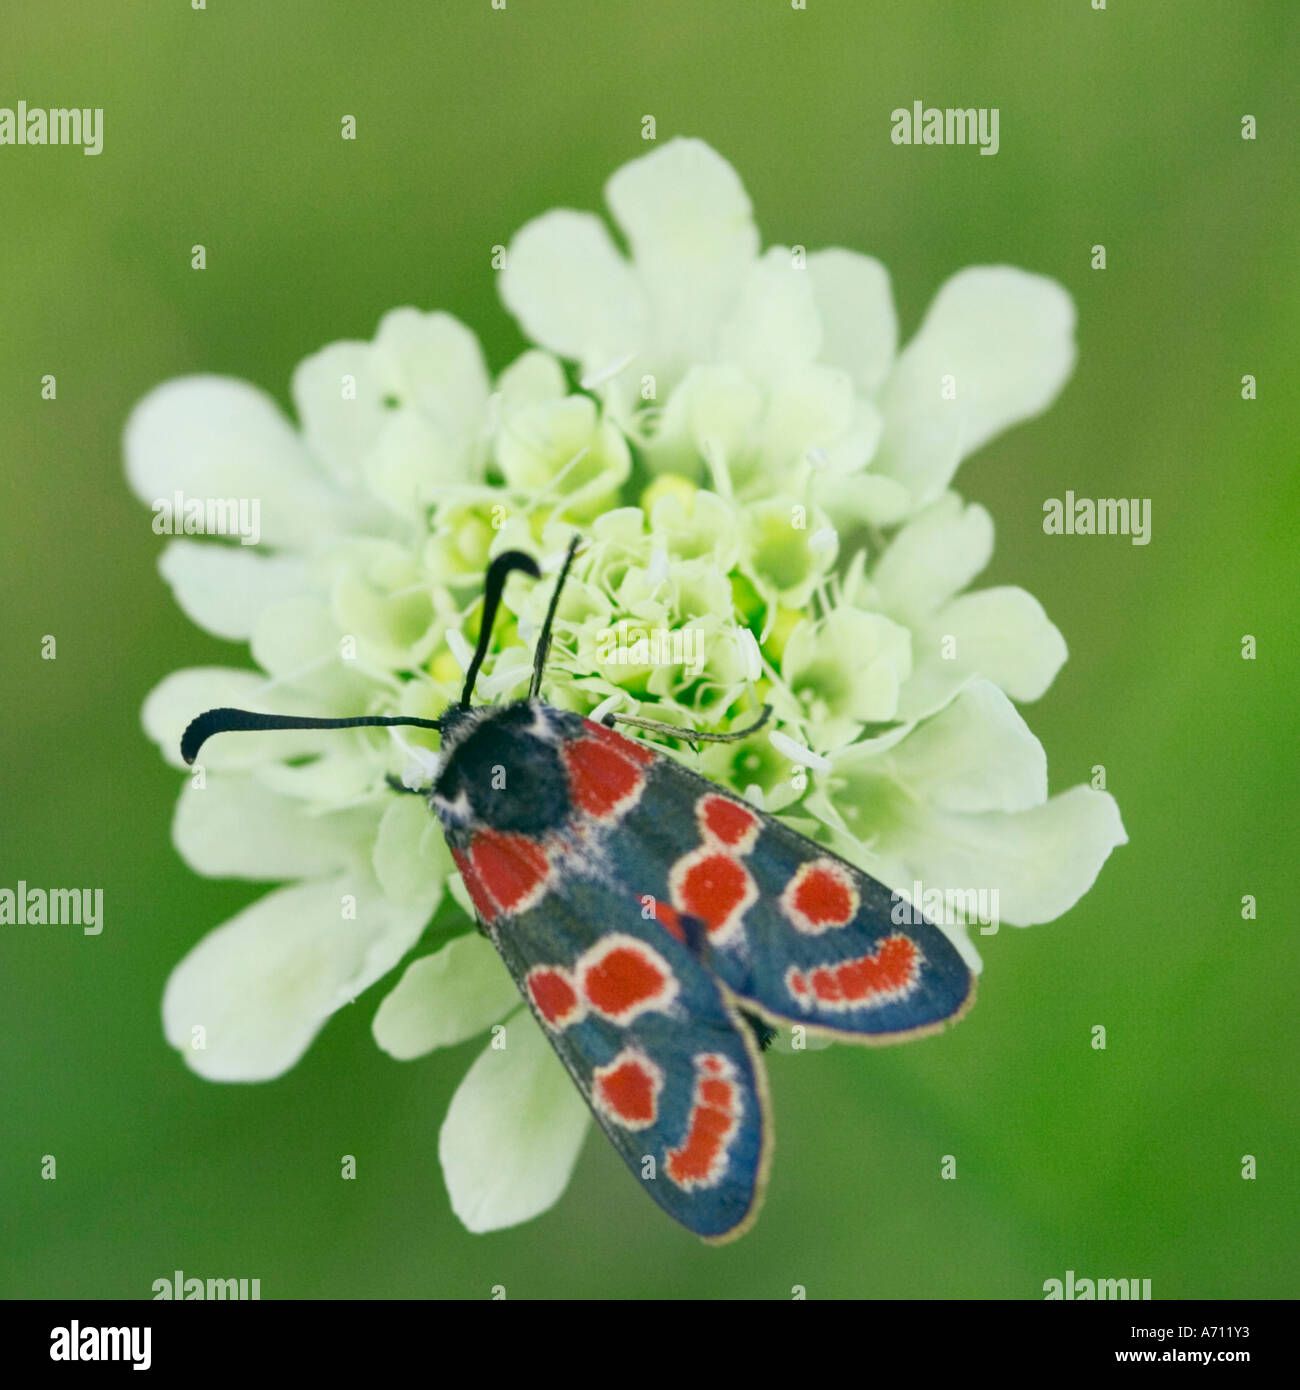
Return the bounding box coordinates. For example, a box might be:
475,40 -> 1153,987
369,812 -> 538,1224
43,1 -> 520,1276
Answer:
593,1050 -> 663,1130
699,794 -> 759,852
563,736 -> 645,821
680,854 -> 748,924
670,849 -> 755,945
786,935 -> 920,1012
699,1078 -> 731,1108
665,1053 -> 742,1190
783,859 -> 859,933
468,829 -> 550,916
527,966 -> 583,1029
582,717 -> 656,765
650,900 -> 686,944
451,848 -> 499,924
577,935 -> 678,1023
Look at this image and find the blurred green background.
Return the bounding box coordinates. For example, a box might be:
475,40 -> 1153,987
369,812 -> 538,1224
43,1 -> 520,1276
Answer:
3,0 -> 1297,1299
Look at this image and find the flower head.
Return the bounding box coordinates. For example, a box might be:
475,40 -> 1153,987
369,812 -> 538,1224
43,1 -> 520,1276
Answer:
129,137 -> 1124,1235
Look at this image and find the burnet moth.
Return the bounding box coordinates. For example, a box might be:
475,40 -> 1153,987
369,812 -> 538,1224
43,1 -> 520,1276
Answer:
181,536 -> 975,1242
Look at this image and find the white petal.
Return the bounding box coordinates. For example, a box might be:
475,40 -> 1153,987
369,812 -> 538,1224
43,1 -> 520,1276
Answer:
738,626 -> 763,681
900,586 -> 1068,720
605,137 -> 759,373
871,493 -> 994,622
494,394 -> 631,507
126,377 -> 353,550
330,543 -> 439,668
371,795 -> 453,907
445,626 -> 473,674
496,349 -> 568,411
874,785 -> 1127,926
717,246 -> 822,385
500,209 -> 648,370
446,871 -> 476,922
875,267 -> 1076,507
290,339 -> 389,486
363,409 -> 459,515
781,607 -> 913,737
372,933 -> 520,1060
250,596 -> 378,708
650,363 -> 762,475
817,397 -> 883,481
817,470 -> 913,528
645,486 -> 744,575
157,540 -> 310,642
172,773 -> 380,880
757,364 -> 857,477
162,873 -> 431,1081
769,729 -> 832,771
438,1011 -> 591,1233
373,308 -> 490,455
807,248 -> 898,394
256,755 -> 377,804
888,680 -> 1047,814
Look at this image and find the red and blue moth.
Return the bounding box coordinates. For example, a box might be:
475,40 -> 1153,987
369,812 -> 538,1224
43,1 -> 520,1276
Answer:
181,536 -> 975,1242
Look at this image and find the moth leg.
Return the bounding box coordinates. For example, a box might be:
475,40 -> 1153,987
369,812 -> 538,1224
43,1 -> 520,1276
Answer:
740,1009 -> 778,1053
603,703 -> 772,750
384,774 -> 433,797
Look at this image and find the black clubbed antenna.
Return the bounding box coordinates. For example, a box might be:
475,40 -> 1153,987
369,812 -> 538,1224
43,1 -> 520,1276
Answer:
530,534 -> 582,698
181,710 -> 444,767
178,539 -> 582,766
460,549 -> 541,708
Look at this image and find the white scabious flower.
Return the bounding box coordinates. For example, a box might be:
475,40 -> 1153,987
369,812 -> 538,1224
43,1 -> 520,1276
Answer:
501,136 -> 1077,531
127,137 -> 1125,1237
